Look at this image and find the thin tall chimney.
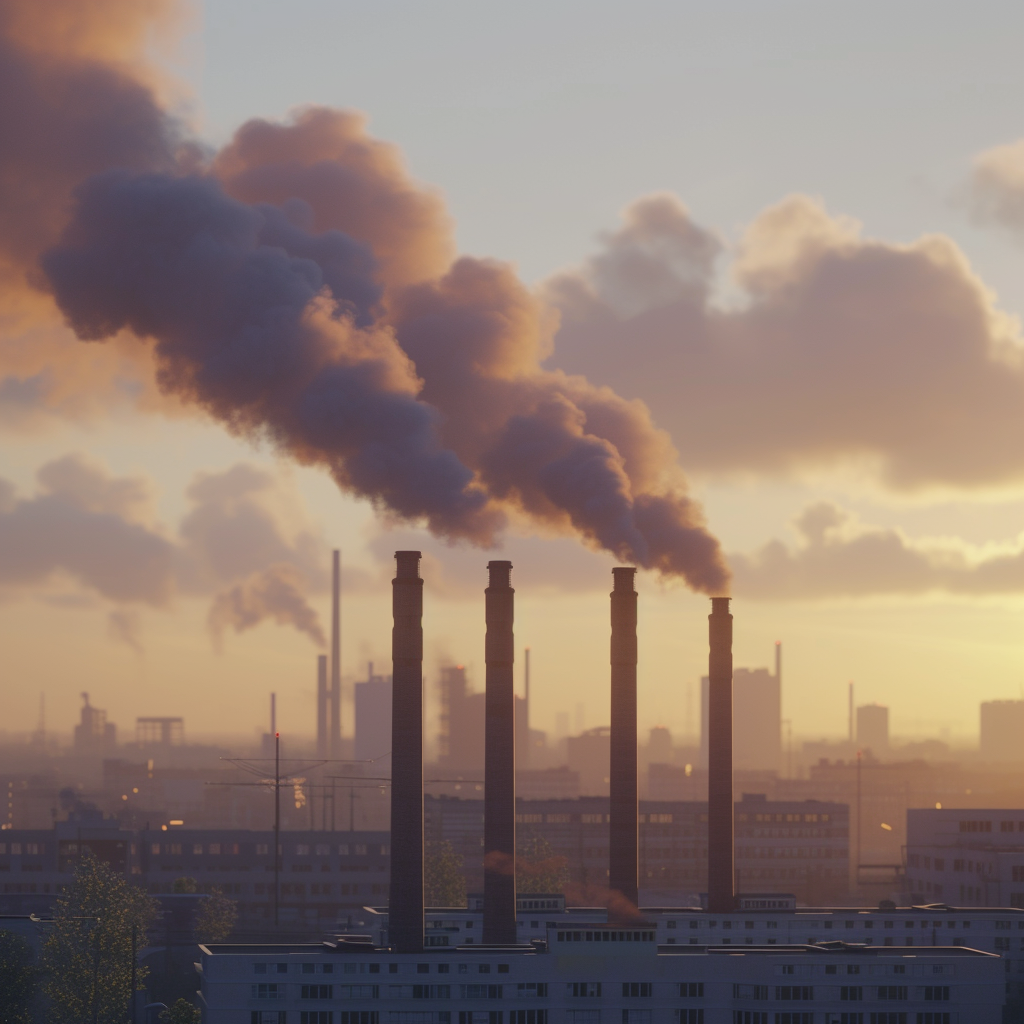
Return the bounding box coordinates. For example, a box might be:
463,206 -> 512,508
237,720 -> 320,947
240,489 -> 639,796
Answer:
389,551 -> 424,952
848,681 -> 854,743
484,560 -> 516,945
331,550 -> 341,758
270,692 -> 276,736
316,655 -> 328,758
775,641 -> 781,684
707,596 -> 734,913
609,566 -> 638,915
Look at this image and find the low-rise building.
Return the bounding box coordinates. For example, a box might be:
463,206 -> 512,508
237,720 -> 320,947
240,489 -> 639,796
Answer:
198,935 -> 1003,1024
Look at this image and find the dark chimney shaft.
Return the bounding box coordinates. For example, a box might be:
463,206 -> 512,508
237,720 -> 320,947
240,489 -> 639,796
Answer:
484,560 -> 516,944
707,596 -> 734,913
331,550 -> 341,758
316,654 -> 328,758
389,551 -> 424,952
609,566 -> 638,916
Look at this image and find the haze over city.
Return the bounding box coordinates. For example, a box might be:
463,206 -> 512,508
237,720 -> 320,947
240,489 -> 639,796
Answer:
7,2 -> 1024,750
13,3 -> 1024,1020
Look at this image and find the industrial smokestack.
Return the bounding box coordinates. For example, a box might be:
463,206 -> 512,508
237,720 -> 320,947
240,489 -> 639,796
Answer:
609,566 -> 638,916
316,654 -> 328,758
388,550 -> 424,952
484,560 -> 516,945
330,550 -> 341,758
707,596 -> 734,913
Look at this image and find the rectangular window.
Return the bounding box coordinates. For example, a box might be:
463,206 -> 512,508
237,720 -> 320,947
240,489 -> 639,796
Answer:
681,983 -> 705,998
516,983 -> 548,998
337,986 -> 379,999
301,1015 -> 333,1024
916,1016 -> 950,1024
732,1014 -> 767,1024
876,989 -> 908,1002
566,1013 -> 600,1024
569,983 -> 602,997
508,1014 -> 547,1024
209,843 -> 220,855
622,983 -> 652,997
338,1015 -> 379,1024
773,1015 -> 813,1024
774,988 -> 813,1001
733,986 -> 768,1000
840,1017 -> 863,1024
678,1013 -> 705,1024
251,1014 -> 287,1024
621,1013 -> 652,1024
459,986 -> 502,999
841,988 -> 863,1001
301,985 -> 333,999
251,984 -> 282,1000
922,989 -> 949,1002
869,1016 -> 907,1024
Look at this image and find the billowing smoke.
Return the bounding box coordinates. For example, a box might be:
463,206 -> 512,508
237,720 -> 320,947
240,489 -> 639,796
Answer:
1,0 -> 729,594
208,564 -> 326,650
0,453 -> 327,647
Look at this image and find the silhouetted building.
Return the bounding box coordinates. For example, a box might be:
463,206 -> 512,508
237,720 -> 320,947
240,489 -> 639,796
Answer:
354,662 -> 392,763
700,661 -> 781,773
857,703 -> 889,756
135,717 -> 183,747
566,727 -> 610,796
980,700 -> 1024,762
73,693 -> 116,754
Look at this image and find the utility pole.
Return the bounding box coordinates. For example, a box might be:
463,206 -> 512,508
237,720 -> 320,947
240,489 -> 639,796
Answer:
274,731 -> 280,928
130,922 -> 137,1024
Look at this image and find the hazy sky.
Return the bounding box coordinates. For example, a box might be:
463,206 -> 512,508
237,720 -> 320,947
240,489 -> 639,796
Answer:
4,0 -> 1024,746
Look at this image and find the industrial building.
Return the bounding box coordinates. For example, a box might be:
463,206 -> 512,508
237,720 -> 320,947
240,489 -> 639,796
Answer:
906,808 -> 1024,907
195,555 -> 1008,1021
199,937 -> 1002,1024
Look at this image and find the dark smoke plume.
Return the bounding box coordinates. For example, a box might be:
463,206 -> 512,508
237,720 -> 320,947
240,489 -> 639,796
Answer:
208,563 -> 326,650
6,0 -> 729,593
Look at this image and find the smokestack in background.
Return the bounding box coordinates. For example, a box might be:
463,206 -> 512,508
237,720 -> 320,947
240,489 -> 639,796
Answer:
484,560 -> 516,945
388,550 -> 424,952
331,550 -> 341,758
707,596 -> 734,913
609,566 -> 639,916
317,655 -> 328,758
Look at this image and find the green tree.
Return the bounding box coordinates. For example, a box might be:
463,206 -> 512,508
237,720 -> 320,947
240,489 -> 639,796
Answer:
171,877 -> 197,894
158,998 -> 201,1024
41,854 -> 156,1024
0,930 -> 36,1024
425,841 -> 467,907
194,887 -> 238,943
516,832 -> 569,894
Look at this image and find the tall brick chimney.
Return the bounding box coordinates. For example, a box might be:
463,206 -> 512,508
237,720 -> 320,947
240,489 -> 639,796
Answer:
483,560 -> 516,944
707,596 -> 734,913
609,566 -> 638,916
388,551 -> 424,952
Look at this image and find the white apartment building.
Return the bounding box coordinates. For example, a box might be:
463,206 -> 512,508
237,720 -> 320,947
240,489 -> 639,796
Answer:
198,931 -> 1002,1024
906,809 -> 1024,909
353,899 -> 1024,999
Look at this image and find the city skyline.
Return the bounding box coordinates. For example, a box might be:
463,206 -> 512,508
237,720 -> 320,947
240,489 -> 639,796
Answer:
5,0 -> 1024,745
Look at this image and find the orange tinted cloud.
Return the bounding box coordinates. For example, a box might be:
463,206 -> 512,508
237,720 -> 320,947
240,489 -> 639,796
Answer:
549,193 -> 1024,490
732,501 -> 1024,600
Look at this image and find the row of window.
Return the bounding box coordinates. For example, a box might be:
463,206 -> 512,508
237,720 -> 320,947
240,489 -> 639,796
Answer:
251,1013 -> 951,1024
149,843 -> 387,856
0,843 -> 43,855
252,983 -> 951,1003
255,964 -> 518,978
